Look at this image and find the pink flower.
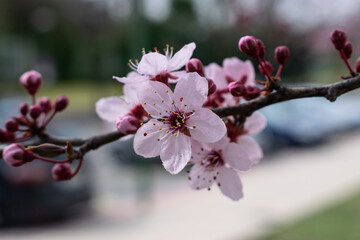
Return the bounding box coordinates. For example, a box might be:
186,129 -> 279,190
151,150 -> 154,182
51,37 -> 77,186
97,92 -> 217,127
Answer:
188,137 -> 252,201
133,72 -> 226,174
3,143 -> 35,167
114,43 -> 196,85
115,113 -> 140,134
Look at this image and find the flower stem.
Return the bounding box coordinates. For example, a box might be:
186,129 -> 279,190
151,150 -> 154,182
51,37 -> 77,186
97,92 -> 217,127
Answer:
42,111 -> 57,128
275,65 -> 283,78
340,50 -> 355,75
35,156 -> 70,164
71,158 -> 84,178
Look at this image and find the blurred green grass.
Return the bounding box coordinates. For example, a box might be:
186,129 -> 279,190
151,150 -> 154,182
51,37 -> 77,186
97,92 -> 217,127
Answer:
256,191 -> 360,240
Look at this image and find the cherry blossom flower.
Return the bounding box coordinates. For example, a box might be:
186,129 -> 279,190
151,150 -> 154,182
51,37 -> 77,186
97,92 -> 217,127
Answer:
188,137 -> 252,201
113,42 -> 196,85
133,72 -> 226,174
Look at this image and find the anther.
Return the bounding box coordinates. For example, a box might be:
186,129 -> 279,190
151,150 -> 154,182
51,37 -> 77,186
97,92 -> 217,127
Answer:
159,128 -> 162,130
144,133 -> 148,136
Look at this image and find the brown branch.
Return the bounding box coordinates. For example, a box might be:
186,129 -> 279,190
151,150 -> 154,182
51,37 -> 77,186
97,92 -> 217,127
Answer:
2,74 -> 360,160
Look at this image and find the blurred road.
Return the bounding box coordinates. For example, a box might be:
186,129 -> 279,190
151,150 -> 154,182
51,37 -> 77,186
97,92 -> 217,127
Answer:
1,131 -> 360,240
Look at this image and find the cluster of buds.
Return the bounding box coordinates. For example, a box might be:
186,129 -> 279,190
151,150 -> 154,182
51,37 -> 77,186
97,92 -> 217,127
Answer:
330,29 -> 359,76
0,71 -> 69,144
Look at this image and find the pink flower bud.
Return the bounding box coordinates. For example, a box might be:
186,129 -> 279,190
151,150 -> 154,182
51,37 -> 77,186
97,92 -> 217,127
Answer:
243,86 -> 261,100
355,57 -> 360,73
256,39 -> 266,60
3,143 -> 35,167
343,42 -> 352,59
275,46 -> 290,65
19,70 -> 42,95
238,36 -> 259,59
5,120 -> 18,132
29,105 -> 41,119
54,95 -> 69,112
186,58 -> 204,76
20,103 -> 29,116
38,97 -> 52,114
228,81 -> 245,97
330,29 -> 347,50
207,78 -> 217,96
115,113 -> 140,134
259,61 -> 274,76
52,163 -> 72,181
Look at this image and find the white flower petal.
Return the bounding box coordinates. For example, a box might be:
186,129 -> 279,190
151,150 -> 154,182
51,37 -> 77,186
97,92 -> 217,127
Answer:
160,133 -> 191,174
204,63 -> 227,90
188,163 -> 216,190
136,81 -> 174,118
133,119 -> 165,158
217,167 -> 243,201
244,112 -> 267,135
123,83 -> 139,104
223,57 -> 255,86
223,142 -> 252,171
190,140 -> 210,163
167,42 -> 196,72
169,70 -> 187,83
236,136 -> 263,164
174,72 -> 208,111
187,108 -> 226,143
95,97 -> 132,122
113,74 -> 148,84
137,52 -> 168,76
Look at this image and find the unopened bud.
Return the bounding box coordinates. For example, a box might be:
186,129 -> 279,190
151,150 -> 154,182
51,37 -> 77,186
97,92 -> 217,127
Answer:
330,29 -> 347,50
55,95 -> 69,112
275,46 -> 290,65
259,61 -> 274,76
26,143 -> 66,158
256,39 -> 265,60
2,143 -> 35,167
207,79 -> 217,96
0,129 -> 7,142
243,86 -> 261,101
5,120 -> 18,132
52,163 -> 72,181
228,81 -> 245,97
20,103 -> 29,116
343,42 -> 352,59
29,105 -> 41,119
355,57 -> 360,73
238,36 -> 259,59
38,97 -> 52,114
115,113 -> 140,134
186,58 -> 204,76
19,70 -> 42,95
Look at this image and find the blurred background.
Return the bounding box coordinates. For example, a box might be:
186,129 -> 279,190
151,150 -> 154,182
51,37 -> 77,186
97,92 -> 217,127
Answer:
1,0 -> 360,239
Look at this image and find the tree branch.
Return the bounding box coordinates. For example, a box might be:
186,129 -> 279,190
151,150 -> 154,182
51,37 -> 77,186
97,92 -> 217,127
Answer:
2,74 -> 360,160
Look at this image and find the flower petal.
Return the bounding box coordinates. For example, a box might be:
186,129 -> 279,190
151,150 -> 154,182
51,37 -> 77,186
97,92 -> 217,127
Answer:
133,119 -> 165,158
223,142 -> 252,171
169,70 -> 187,83
236,136 -> 263,164
204,63 -> 227,90
187,108 -> 226,143
123,83 -> 139,104
136,81 -> 174,118
113,72 -> 148,84
223,57 -> 255,86
167,42 -> 196,72
244,111 -> 267,135
188,163 -> 216,190
160,133 -> 191,174
174,72 -> 208,110
137,52 -> 168,76
95,97 -> 132,122
216,167 -> 243,201
190,140 -> 210,163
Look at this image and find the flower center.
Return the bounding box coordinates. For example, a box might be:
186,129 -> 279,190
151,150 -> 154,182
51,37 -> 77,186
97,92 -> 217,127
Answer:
165,111 -> 188,133
204,150 -> 224,169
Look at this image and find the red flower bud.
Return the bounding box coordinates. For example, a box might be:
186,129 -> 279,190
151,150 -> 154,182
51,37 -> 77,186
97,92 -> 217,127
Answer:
207,78 -> 217,96
0,129 -> 8,142
343,42 -> 352,59
275,46 -> 290,65
19,70 -> 42,95
256,39 -> 265,60
186,58 -> 204,76
38,97 -> 52,114
115,113 -> 140,134
52,163 -> 72,181
355,57 -> 360,73
243,86 -> 261,100
54,95 -> 69,112
5,120 -> 19,132
238,36 -> 259,59
20,103 -> 29,116
29,105 -> 42,119
228,81 -> 245,97
259,61 -> 274,76
3,143 -> 35,167
330,29 -> 347,50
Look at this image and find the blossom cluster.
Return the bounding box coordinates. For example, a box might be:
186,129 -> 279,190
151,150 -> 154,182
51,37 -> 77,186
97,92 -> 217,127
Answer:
95,39 -> 278,200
